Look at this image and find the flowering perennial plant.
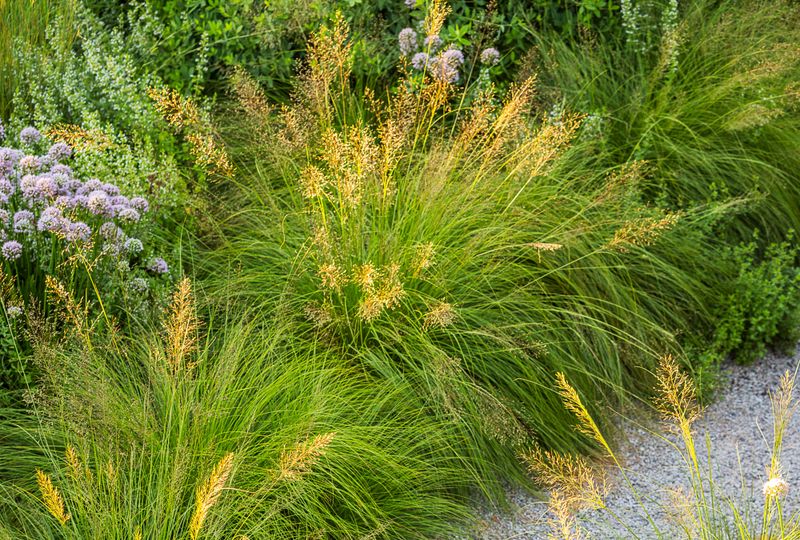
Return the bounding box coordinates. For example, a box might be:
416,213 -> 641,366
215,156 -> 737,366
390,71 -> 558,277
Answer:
0,126 -> 169,313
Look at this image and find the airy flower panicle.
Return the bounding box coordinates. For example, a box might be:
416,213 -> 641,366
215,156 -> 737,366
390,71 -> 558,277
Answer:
422,300 -> 456,330
189,452 -> 235,540
164,277 -> 199,374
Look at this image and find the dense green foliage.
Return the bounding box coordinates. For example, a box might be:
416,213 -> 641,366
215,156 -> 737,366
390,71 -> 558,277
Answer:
0,0 -> 799,537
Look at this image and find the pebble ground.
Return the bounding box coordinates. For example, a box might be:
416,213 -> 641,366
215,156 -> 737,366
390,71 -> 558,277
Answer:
472,347 -> 800,539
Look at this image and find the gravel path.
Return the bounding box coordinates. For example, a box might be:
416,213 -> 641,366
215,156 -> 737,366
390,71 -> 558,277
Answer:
472,347 -> 800,539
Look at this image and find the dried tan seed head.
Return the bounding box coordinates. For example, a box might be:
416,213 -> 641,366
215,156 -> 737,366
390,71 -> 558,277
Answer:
164,278 -> 200,375
522,446 -> 607,512
318,263 -> 345,291
186,132 -> 234,178
45,124 -> 112,151
189,452 -> 235,540
148,87 -> 202,130
278,433 -> 336,481
300,165 -> 329,199
230,66 -> 273,123
422,300 -> 456,331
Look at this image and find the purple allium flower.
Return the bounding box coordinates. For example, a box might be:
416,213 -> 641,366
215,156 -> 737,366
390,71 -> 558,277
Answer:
37,206 -> 65,233
72,194 -> 89,209
35,176 -> 59,199
19,175 -> 38,199
84,179 -> 103,191
2,241 -> 22,260
0,178 -> 14,196
99,221 -> 124,240
110,195 -> 130,207
423,35 -> 443,51
480,47 -> 501,66
130,197 -> 149,213
411,52 -> 429,70
6,305 -> 23,320
147,257 -> 169,275
54,195 -> 72,208
19,127 -> 42,146
124,237 -> 143,255
66,221 -> 91,243
87,190 -> 110,215
13,210 -> 34,233
0,209 -> 8,224
0,148 -> 23,175
127,277 -> 149,294
19,155 -> 41,174
0,120 -> 5,142
117,207 -> 141,223
102,183 -> 120,196
398,27 -> 418,56
47,142 -> 72,162
431,55 -> 460,83
442,48 -> 465,67
49,163 -> 73,177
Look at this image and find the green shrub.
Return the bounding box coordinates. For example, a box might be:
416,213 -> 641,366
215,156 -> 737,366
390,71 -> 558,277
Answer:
710,234 -> 800,365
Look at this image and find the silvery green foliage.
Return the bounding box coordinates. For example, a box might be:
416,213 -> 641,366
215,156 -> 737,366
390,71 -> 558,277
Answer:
9,1 -> 184,206
621,0 -> 681,62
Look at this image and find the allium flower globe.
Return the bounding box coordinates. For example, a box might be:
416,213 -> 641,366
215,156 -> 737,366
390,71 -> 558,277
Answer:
411,52 -> 429,70
147,257 -> 169,275
2,241 -> 22,260
19,127 -> 42,145
480,47 -> 501,66
47,142 -> 72,162
398,27 -> 418,56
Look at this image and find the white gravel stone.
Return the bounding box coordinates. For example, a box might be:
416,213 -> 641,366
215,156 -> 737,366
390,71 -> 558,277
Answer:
471,347 -> 800,539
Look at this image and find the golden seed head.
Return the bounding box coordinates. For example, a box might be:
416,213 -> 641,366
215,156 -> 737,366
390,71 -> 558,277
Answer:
318,263 -> 345,291
422,300 -> 456,331
36,469 -> 70,526
353,263 -> 378,291
186,132 -> 234,178
190,452 -> 235,540
528,242 -> 563,252
412,242 -> 436,277
654,354 -> 701,429
45,124 -> 112,151
164,278 -> 200,375
607,212 -> 680,252
423,0 -> 451,38
555,372 -> 609,452
300,165 -> 329,198
278,432 -> 336,481
147,87 -> 201,129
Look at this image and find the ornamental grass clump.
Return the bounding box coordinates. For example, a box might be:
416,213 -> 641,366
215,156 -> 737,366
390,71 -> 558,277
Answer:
0,279 -> 472,538
191,7 -> 729,497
